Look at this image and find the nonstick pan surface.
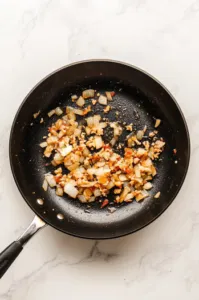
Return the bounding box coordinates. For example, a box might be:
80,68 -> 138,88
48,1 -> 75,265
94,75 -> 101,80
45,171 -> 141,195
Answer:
10,60 -> 190,239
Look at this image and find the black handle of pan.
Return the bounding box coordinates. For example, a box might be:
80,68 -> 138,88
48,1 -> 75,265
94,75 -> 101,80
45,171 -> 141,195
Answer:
0,216 -> 46,279
0,241 -> 23,278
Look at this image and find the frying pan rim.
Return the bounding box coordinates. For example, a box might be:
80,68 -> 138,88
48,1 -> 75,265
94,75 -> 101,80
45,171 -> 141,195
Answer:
9,59 -> 191,239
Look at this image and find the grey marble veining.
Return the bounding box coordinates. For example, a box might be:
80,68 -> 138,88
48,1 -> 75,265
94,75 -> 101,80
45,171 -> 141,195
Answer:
0,0 -> 199,299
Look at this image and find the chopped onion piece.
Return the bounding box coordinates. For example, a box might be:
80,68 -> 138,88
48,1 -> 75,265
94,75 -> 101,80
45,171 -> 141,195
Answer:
73,108 -> 84,116
54,167 -> 62,174
54,152 -> 64,163
97,166 -> 110,176
134,164 -> 141,178
45,174 -> 56,187
83,147 -> 90,157
78,195 -> 87,203
64,182 -> 78,198
82,89 -> 95,99
137,148 -> 146,157
136,191 -> 148,202
85,127 -> 91,135
110,136 -> 118,146
154,191 -> 161,198
44,145 -> 53,157
110,122 -> 122,136
144,182 -> 153,190
55,107 -> 63,116
58,145 -> 73,157
83,188 -> 92,200
71,95 -> 78,101
155,119 -> 161,128
155,140 -> 165,148
93,114 -> 101,124
33,111 -> 40,119
94,189 -> 101,197
98,95 -> 107,105
42,179 -> 48,191
76,96 -> 85,107
95,136 -> 103,149
119,174 -> 128,181
124,193 -> 134,201
47,136 -> 58,144
56,186 -> 64,196
86,116 -> 94,127
137,130 -> 144,140
119,186 -> 131,203
105,92 -> 113,101
48,109 -> 55,117
88,196 -> 95,203
107,181 -> 115,189
40,142 -> 47,148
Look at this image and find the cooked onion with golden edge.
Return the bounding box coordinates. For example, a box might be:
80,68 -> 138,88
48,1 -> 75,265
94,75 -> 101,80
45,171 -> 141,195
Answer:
48,109 -> 55,118
33,111 -> 40,119
105,92 -> 113,101
40,90 -> 165,207
155,119 -> 161,128
82,89 -> 95,99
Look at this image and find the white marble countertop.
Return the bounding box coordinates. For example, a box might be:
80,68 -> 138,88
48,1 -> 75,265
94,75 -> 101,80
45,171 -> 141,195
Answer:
0,0 -> 198,299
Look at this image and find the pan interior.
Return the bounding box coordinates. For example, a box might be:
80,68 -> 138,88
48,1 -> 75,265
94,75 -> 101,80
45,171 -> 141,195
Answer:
10,61 -> 190,239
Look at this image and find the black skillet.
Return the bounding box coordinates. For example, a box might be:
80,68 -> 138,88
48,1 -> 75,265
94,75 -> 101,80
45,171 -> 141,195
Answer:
0,60 -> 190,278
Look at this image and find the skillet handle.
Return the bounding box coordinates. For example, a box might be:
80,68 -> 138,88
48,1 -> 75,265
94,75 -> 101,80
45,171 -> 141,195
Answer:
0,215 -> 46,278
0,241 -> 23,278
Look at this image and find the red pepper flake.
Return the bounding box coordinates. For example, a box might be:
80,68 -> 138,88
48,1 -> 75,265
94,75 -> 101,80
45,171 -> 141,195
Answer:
101,199 -> 109,208
110,91 -> 115,97
103,144 -> 111,150
54,174 -> 62,183
125,167 -> 133,174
